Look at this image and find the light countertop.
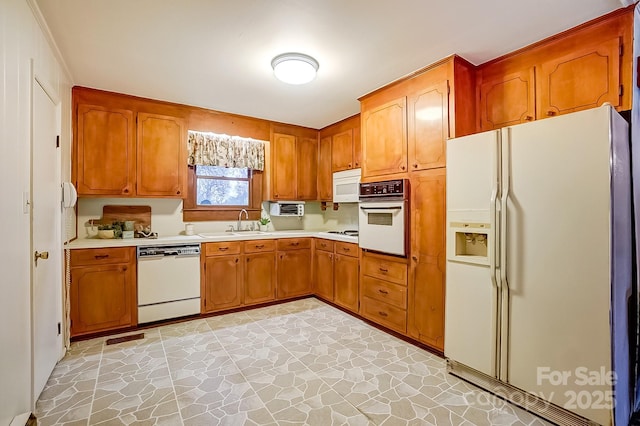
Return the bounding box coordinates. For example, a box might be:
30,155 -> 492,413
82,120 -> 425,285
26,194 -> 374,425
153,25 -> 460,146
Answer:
65,230 -> 358,249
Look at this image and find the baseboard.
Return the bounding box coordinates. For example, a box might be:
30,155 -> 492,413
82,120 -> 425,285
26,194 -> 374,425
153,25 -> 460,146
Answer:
10,413 -> 31,426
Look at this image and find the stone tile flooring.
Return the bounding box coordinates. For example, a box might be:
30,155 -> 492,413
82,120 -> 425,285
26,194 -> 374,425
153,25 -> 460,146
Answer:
35,298 -> 551,425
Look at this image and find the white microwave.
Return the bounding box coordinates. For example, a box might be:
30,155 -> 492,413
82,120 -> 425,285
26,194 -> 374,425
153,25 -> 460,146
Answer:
333,168 -> 361,203
269,201 -> 305,216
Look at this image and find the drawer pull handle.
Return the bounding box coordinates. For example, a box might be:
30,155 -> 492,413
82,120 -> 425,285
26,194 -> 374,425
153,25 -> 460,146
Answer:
94,254 -> 109,259
218,247 -> 229,251
379,267 -> 388,273
378,289 -> 389,295
378,311 -> 388,317
291,242 -> 299,246
342,247 -> 350,252
255,245 -> 264,249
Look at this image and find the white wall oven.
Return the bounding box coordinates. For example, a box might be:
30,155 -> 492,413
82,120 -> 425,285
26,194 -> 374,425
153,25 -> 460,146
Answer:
358,179 -> 409,256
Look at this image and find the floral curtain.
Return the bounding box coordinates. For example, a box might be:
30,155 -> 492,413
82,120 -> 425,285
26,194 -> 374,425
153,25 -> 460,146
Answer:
187,131 -> 266,171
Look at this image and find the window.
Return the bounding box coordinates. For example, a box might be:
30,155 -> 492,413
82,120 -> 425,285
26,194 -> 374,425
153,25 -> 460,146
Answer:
183,165 -> 263,222
195,166 -> 250,206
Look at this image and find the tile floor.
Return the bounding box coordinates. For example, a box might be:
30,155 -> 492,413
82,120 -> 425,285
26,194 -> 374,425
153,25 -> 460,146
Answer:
35,298 -> 551,425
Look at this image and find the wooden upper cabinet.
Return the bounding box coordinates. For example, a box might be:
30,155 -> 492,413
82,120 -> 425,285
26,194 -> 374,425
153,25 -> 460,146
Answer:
477,8 -> 632,128
137,112 -> 186,197
538,37 -> 620,118
317,136 -> 332,201
362,97 -> 408,178
76,104 -> 136,196
271,133 -> 297,200
331,129 -> 355,172
297,137 -> 318,200
479,68 -> 535,131
407,80 -> 450,170
352,126 -> 362,169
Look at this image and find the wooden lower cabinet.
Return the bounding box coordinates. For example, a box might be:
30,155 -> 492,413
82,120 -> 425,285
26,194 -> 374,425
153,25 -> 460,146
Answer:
203,255 -> 243,312
360,251 -> 408,334
244,252 -> 276,305
70,247 -> 137,337
407,168 -> 446,351
333,253 -> 359,312
314,249 -> 334,301
277,238 -> 312,299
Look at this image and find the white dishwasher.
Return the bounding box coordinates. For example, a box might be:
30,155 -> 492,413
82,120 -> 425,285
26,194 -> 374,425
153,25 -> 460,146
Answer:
137,244 -> 201,324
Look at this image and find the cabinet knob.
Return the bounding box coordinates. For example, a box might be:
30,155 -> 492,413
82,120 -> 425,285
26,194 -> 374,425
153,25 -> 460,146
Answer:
400,165 -> 406,170
413,164 -> 418,168
329,254 -> 333,259
122,266 -> 127,271
275,194 -> 279,198
348,163 -> 352,168
412,256 -> 418,262
355,162 -> 359,167
176,190 -> 181,195
547,111 -> 556,117
525,115 -> 533,121
235,258 -> 239,263
123,188 -> 129,194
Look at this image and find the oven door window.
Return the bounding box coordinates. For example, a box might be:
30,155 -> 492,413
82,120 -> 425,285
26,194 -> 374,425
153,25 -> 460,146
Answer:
366,212 -> 393,226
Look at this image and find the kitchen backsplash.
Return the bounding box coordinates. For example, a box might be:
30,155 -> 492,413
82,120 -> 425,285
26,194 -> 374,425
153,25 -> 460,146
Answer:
77,198 -> 359,239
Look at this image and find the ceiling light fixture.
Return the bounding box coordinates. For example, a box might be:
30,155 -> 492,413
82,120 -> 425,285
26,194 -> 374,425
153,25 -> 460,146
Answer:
271,53 -> 319,85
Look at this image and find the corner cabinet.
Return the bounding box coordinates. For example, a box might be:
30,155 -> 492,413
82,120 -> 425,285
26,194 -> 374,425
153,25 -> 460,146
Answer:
360,55 -> 476,180
73,87 -> 187,198
69,247 -> 137,337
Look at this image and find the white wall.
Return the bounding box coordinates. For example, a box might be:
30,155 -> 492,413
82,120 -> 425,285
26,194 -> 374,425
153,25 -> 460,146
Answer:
76,198 -> 359,238
0,0 -> 71,422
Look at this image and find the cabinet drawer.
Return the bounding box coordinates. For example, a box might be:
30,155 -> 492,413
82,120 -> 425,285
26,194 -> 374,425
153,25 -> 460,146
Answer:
334,242 -> 358,258
244,239 -> 276,253
277,238 -> 311,251
205,241 -> 242,256
361,296 -> 407,333
71,247 -> 134,266
362,276 -> 406,309
362,255 -> 407,285
315,239 -> 334,252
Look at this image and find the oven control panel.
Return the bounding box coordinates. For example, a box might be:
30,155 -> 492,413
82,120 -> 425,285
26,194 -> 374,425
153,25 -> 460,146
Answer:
359,179 -> 408,199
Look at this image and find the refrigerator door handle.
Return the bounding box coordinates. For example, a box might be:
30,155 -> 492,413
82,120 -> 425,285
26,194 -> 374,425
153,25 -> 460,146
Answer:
490,131 -> 500,289
500,129 -> 510,291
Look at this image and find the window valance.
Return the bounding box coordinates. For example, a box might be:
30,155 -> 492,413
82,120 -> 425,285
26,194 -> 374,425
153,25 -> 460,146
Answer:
187,131 -> 266,171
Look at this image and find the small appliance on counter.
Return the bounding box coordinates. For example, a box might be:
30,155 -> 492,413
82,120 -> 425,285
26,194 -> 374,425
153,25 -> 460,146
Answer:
270,201 -> 305,216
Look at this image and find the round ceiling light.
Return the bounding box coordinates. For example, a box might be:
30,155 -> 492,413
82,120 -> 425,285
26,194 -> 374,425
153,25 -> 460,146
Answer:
271,53 -> 319,85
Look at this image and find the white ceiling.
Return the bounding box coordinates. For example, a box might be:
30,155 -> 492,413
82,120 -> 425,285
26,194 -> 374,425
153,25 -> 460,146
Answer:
37,0 -> 624,129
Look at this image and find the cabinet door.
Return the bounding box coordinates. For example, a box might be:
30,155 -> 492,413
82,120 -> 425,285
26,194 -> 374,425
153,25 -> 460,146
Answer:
362,97 -> 407,178
479,68 -> 535,131
76,104 -> 135,196
352,125 -> 361,169
297,137 -> 318,200
70,263 -> 136,336
537,37 -> 620,118
334,254 -> 359,312
137,112 -> 186,197
407,168 -> 446,351
314,250 -> 334,301
317,136 -> 332,201
407,80 -> 449,170
203,255 -> 243,312
245,252 -> 276,305
331,129 -> 354,172
272,133 -> 297,200
277,249 -> 312,299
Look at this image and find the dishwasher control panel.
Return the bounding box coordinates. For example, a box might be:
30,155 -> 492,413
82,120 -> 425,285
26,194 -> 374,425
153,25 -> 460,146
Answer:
138,244 -> 201,258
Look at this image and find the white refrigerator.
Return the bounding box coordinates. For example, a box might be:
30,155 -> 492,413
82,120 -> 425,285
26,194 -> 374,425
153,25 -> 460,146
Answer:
444,105 -> 633,426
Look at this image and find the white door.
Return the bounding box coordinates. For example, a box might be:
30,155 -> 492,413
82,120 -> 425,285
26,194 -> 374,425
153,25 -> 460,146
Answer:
505,107 -> 614,425
445,130 -> 500,377
31,79 -> 62,402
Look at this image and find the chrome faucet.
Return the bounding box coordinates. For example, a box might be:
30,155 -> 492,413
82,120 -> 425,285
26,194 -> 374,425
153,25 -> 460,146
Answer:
237,209 -> 249,231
